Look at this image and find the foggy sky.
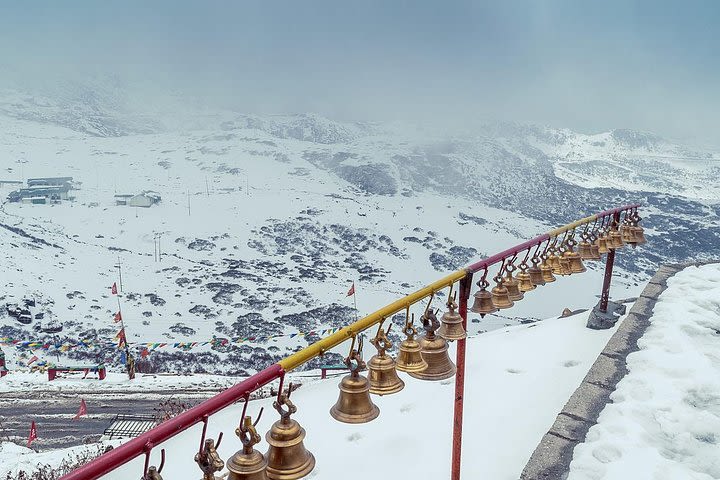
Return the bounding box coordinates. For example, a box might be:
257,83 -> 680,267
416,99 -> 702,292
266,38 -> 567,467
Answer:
1,1 -> 718,143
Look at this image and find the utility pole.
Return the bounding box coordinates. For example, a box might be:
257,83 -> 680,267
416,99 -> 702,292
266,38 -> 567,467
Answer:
206,177 -> 210,196
187,190 -> 191,216
154,234 -> 158,262
157,233 -> 162,262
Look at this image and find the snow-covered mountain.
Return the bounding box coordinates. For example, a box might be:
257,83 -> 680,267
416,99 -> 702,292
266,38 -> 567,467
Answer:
0,84 -> 718,376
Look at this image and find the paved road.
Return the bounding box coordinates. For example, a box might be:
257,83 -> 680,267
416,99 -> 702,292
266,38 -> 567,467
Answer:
0,388 -> 226,451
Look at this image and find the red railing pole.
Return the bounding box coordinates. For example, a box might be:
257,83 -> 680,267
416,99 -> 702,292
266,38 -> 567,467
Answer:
451,273 -> 473,480
598,211 -> 621,313
61,364 -> 284,480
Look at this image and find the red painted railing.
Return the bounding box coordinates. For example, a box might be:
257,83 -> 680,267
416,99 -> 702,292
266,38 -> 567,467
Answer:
62,203 -> 641,480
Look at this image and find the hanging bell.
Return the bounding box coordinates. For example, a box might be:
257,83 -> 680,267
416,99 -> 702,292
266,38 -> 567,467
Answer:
228,412 -> 269,480
367,323 -> 405,395
578,241 -> 594,260
548,252 -> 563,275
540,259 -> 556,283
266,389 -> 315,480
517,269 -> 535,292
409,308 -> 456,381
330,337 -> 380,423
597,234 -> 609,254
438,294 -> 466,341
528,264 -> 545,286
589,241 -> 601,259
471,285 -> 498,316
564,250 -> 586,274
395,314 -> 428,373
608,229 -> 624,249
502,269 -> 524,301
620,224 -> 635,244
633,225 -> 647,244
557,254 -> 572,276
491,283 -> 514,309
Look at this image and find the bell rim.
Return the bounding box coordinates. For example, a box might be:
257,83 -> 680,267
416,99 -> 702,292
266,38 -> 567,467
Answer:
408,364 -> 456,381
329,404 -> 380,424
265,453 -> 316,480
395,361 -> 428,373
369,379 -> 405,396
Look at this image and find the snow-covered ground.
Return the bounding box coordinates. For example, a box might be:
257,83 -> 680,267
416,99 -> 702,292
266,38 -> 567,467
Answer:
568,263 -> 720,480
0,371 -> 246,394
0,441 -> 121,478
7,309 -> 619,480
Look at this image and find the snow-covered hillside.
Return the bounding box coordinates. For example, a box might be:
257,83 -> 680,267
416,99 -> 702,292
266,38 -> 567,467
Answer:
0,84 -> 718,377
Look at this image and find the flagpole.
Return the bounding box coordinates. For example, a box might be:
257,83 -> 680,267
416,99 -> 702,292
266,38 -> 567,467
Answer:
352,280 -> 358,322
115,294 -> 132,378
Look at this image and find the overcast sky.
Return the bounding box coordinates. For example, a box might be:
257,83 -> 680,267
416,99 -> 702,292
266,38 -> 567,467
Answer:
1,1 -> 718,143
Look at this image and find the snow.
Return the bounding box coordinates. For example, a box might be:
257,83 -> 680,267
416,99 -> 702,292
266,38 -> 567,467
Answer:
568,263 -> 720,480
83,310 -> 619,480
0,371 -> 246,394
0,440 -> 120,478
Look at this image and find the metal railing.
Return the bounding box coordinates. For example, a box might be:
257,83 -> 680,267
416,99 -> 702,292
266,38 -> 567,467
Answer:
62,203 -> 641,480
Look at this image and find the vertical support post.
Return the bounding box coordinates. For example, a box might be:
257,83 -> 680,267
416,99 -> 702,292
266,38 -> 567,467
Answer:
599,212 -> 620,313
452,272 -> 473,480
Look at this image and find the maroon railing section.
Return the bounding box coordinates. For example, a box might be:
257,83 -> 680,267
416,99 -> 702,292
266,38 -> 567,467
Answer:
62,364 -> 284,480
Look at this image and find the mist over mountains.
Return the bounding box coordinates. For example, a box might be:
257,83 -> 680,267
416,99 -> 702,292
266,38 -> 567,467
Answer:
0,79 -> 718,375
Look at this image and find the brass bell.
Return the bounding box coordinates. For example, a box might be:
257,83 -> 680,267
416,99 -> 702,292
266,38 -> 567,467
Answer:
540,257 -> 556,283
409,307 -> 456,381
491,283 -> 514,309
578,241 -> 594,260
266,388 -> 315,480
395,313 -> 428,373
228,410 -> 269,480
597,234 -> 609,254
471,284 -> 498,317
527,256 -> 545,286
554,250 -> 571,276
632,213 -> 647,244
517,268 -> 535,293
564,250 -> 586,274
330,337 -> 380,423
368,322 -> 405,395
502,267 -> 524,301
589,240 -> 601,259
620,224 -> 636,244
608,227 -> 624,249
633,225 -> 647,244
438,293 -> 466,341
548,252 -> 563,274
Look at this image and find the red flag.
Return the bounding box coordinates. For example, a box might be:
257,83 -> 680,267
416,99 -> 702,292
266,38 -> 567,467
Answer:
27,355 -> 39,365
346,282 -> 355,297
115,329 -> 127,349
140,348 -> 149,358
111,282 -> 118,295
73,399 -> 87,420
113,311 -> 122,323
27,421 -> 37,447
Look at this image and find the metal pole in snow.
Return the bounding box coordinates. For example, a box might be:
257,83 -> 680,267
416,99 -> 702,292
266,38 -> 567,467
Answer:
116,257 -> 123,293
451,274 -> 472,480
599,212 -> 620,313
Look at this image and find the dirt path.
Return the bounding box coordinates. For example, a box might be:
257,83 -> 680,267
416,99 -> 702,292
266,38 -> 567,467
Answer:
0,388 -> 225,451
